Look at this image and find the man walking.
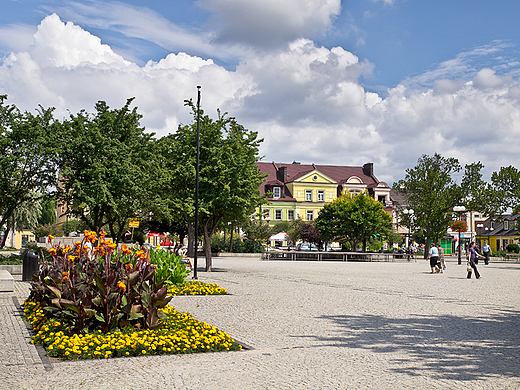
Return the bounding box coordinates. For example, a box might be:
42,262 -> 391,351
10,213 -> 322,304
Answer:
482,240 -> 492,265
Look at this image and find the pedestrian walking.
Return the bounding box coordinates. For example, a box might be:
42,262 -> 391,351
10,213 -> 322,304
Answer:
437,242 -> 445,273
482,240 -> 492,265
427,242 -> 440,273
467,242 -> 484,279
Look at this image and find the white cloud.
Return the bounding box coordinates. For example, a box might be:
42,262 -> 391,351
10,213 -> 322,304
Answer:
1,15 -> 519,184
0,24 -> 37,54
0,15 -> 252,133
45,0 -> 249,62
196,0 -> 341,47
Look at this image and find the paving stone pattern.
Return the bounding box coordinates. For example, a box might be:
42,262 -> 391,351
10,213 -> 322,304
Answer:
1,257 -> 519,389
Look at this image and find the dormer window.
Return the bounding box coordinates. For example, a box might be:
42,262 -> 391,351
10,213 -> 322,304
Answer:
505,221 -> 509,230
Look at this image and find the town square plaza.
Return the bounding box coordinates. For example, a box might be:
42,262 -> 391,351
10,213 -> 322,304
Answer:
1,255 -> 518,389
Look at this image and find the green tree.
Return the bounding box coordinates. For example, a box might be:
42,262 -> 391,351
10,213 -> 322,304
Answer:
157,102 -> 267,271
393,154 -> 488,257
58,98 -> 156,242
0,96 -> 61,248
489,165 -> 520,216
315,192 -> 392,252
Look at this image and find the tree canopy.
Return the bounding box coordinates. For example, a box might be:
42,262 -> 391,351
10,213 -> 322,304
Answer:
0,95 -> 61,247
57,98 -> 156,242
315,191 -> 392,252
156,102 -> 267,271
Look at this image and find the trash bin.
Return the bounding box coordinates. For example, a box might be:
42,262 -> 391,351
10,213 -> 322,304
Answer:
23,249 -> 40,281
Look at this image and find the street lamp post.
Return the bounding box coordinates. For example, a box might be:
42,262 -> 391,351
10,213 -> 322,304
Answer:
453,205 -> 466,265
403,208 -> 414,260
193,86 -> 201,280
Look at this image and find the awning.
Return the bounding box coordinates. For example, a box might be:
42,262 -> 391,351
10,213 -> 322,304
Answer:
269,231 -> 290,242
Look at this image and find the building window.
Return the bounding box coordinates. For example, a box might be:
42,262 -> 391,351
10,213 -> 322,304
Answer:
318,190 -> 325,202
288,210 -> 295,221
275,209 -> 282,220
306,210 -> 313,221
305,190 -> 312,201
350,189 -> 361,195
378,195 -> 386,204
504,221 -> 509,230
273,187 -> 281,198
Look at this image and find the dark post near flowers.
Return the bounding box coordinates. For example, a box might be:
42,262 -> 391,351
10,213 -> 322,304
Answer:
193,86 -> 201,280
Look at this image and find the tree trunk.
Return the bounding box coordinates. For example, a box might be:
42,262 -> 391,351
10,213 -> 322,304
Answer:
229,223 -> 234,252
187,222 -> 195,257
203,224 -> 212,272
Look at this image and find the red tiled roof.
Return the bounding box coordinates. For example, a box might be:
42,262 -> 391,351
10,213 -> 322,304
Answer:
255,162 -> 379,187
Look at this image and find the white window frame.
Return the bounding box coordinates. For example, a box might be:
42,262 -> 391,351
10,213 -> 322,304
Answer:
288,210 -> 295,221
275,209 -> 282,220
318,190 -> 325,202
305,190 -> 313,201
306,210 -> 314,221
273,187 -> 281,198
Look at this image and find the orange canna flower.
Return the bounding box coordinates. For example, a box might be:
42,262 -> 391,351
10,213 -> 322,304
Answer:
62,245 -> 72,253
93,246 -> 105,256
124,263 -> 133,272
62,275 -> 69,282
117,281 -> 126,293
67,255 -> 76,262
121,244 -> 132,255
47,235 -> 54,242
49,248 -> 57,255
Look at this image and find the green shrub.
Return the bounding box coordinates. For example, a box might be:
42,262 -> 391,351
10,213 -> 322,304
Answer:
28,232 -> 172,335
148,248 -> 190,285
506,243 -> 520,253
32,224 -> 64,240
0,254 -> 23,264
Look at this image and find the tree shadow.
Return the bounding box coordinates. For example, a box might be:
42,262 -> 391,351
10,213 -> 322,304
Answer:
309,310 -> 520,381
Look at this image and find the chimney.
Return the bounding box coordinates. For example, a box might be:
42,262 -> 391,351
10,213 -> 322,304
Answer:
277,166 -> 287,183
363,163 -> 374,177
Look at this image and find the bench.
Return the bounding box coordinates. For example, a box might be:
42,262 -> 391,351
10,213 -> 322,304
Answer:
0,269 -> 14,292
504,253 -> 520,261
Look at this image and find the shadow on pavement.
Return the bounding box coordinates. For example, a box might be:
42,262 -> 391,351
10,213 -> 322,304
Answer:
311,310 -> 520,381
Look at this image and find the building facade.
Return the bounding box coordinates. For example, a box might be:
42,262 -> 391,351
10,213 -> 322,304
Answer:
255,162 -> 392,223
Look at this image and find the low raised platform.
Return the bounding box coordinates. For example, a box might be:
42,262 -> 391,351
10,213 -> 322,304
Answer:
0,269 -> 14,292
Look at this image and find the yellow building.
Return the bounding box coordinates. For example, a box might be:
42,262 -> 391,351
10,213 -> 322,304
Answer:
256,162 -> 391,223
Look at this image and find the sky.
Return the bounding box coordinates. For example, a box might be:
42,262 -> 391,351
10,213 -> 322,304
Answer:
1,0 -> 520,184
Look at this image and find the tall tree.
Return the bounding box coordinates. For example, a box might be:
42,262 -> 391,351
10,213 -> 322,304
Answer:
316,192 -> 392,252
58,98 -> 156,242
489,165 -> 520,216
157,102 -> 266,271
0,95 -> 61,248
393,154 -> 487,256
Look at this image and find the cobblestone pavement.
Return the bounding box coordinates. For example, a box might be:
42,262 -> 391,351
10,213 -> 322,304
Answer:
1,257 -> 519,389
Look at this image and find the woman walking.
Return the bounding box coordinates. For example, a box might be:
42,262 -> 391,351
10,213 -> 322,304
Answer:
467,242 -> 484,279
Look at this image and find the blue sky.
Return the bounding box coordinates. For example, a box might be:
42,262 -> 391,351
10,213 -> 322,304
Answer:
1,0 -> 520,183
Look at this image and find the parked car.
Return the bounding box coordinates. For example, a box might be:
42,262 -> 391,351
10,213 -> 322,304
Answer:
296,243 -> 318,251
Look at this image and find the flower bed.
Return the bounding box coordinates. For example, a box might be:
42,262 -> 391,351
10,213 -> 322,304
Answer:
23,231 -> 241,360
168,281 -> 229,296
24,300 -> 242,360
